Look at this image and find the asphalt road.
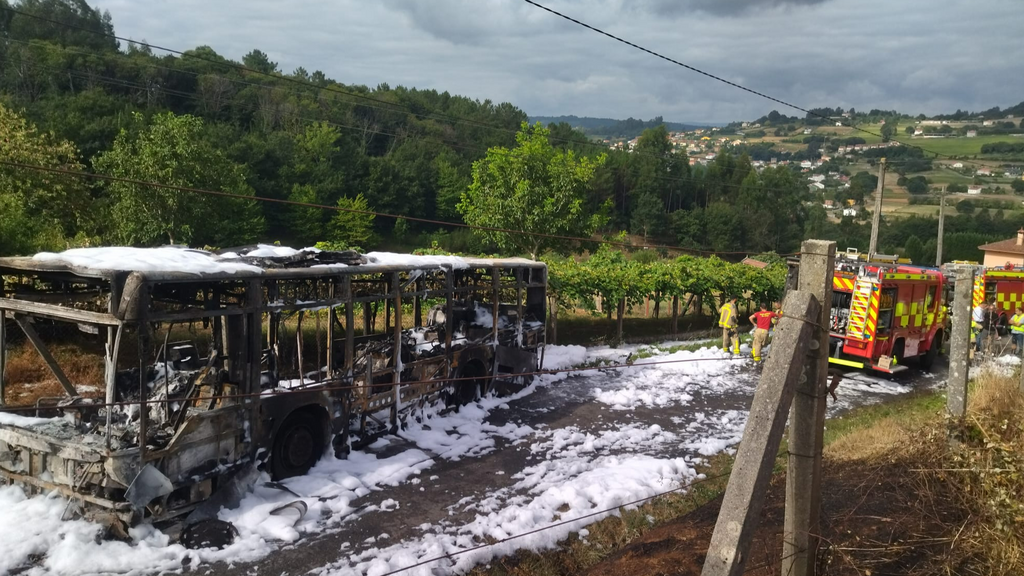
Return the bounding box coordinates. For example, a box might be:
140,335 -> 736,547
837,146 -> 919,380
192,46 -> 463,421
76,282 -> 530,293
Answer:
208,353 -> 947,576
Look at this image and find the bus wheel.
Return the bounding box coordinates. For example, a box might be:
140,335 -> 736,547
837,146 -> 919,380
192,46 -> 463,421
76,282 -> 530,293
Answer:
271,410 -> 325,480
455,360 -> 487,406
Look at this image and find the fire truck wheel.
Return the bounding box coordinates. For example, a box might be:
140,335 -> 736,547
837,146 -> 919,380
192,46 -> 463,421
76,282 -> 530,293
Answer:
271,410 -> 325,480
920,333 -> 941,371
892,339 -> 906,366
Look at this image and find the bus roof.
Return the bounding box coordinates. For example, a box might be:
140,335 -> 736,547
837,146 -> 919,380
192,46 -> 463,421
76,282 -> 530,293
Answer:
0,246 -> 544,282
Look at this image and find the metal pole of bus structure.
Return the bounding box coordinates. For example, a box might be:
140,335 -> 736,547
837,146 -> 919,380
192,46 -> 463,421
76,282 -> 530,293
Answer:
947,268 -> 974,419
935,187 -> 947,266
782,239 -> 836,576
867,158 -> 887,259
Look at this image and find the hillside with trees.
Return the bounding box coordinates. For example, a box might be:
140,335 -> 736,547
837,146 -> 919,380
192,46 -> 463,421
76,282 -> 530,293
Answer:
0,0 -> 1020,264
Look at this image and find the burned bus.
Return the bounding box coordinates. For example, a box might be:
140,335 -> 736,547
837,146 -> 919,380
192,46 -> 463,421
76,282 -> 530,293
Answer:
0,246 -> 546,528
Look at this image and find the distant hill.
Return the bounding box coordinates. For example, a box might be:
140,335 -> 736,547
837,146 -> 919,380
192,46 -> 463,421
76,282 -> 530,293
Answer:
528,115 -> 714,139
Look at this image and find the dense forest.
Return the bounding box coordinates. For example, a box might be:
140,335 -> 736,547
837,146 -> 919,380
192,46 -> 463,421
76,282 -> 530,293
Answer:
0,0 -> 1019,264
528,115 -> 702,138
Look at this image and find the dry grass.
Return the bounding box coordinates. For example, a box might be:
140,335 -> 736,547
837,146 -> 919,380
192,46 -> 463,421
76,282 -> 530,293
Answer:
825,417 -> 916,462
3,342 -> 105,406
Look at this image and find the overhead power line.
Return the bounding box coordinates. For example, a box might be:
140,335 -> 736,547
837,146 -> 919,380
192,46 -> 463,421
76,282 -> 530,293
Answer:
0,159 -> 778,256
0,5 -> 908,197
520,0 -> 1005,174
1,33 -> 832,203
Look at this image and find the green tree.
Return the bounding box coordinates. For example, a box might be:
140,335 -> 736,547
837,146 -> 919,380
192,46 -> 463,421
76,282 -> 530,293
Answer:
329,193 -> 374,250
630,192 -> 666,241
0,102 -> 90,255
880,117 -> 897,142
280,122 -> 345,245
957,199 -> 975,215
902,235 -> 924,263
905,176 -> 929,195
1011,179 -> 1024,194
458,122 -> 607,259
434,150 -> 471,221
94,112 -> 263,246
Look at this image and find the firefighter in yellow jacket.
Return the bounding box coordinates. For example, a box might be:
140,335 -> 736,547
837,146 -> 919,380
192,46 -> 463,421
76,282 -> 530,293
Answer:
719,296 -> 740,355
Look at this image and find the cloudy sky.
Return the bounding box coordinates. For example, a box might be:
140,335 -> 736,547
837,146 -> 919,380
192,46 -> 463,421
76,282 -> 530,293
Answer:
101,0 -> 1024,123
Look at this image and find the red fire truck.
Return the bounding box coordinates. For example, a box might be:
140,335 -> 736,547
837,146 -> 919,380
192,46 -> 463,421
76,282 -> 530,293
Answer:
971,267 -> 1024,325
829,257 -> 946,373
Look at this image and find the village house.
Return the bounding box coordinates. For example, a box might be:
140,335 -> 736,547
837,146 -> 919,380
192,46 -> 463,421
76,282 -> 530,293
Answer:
809,174 -> 826,183
809,182 -> 826,190
842,208 -> 858,217
977,168 -> 992,176
967,185 -> 983,195
979,229 -> 1024,268
966,130 -> 978,138
951,162 -> 964,169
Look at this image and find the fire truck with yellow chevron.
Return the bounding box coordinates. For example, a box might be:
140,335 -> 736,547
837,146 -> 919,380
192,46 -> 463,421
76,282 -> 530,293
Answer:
828,250 -> 946,373
970,266 -> 1024,327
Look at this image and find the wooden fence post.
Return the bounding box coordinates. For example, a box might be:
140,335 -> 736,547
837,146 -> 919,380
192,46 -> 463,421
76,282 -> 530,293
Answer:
948,268 -> 973,417
783,239 -> 835,576
701,290 -> 821,576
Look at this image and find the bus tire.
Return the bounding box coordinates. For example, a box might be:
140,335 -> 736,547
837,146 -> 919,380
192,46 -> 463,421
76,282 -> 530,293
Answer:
271,408 -> 325,480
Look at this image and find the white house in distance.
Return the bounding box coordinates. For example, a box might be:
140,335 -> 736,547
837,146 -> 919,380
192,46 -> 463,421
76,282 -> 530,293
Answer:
809,182 -> 825,191
842,208 -> 858,217
951,162 -> 964,169
809,174 -> 826,183
966,130 -> 978,138
979,229 -> 1024,268
977,167 -> 992,176
967,185 -> 983,195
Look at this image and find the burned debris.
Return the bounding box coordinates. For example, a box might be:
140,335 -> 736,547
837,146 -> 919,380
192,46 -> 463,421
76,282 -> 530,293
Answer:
0,245 -> 546,533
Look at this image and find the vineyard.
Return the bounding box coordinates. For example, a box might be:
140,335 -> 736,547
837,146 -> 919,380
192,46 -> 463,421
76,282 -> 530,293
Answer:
543,248 -> 788,342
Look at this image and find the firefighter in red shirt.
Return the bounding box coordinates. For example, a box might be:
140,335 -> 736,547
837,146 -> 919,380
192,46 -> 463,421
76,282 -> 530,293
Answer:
749,302 -> 779,362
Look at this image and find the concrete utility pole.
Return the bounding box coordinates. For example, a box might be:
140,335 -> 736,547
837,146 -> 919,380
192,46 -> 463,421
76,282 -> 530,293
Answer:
936,187 -> 946,267
947,268 -> 973,418
783,239 -> 836,576
701,290 -> 820,576
867,158 -> 887,259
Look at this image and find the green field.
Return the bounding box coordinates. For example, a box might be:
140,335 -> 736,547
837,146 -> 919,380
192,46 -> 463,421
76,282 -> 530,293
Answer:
904,134 -> 1024,156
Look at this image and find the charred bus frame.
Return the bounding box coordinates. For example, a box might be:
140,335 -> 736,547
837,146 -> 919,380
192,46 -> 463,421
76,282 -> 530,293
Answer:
0,252 -> 546,526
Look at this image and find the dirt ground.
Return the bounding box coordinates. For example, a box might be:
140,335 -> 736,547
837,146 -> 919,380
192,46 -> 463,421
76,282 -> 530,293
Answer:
582,454 -> 964,576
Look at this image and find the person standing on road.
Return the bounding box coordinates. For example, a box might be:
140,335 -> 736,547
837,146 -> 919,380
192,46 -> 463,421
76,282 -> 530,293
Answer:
719,296 -> 740,355
749,302 -> 778,362
977,300 -> 997,355
972,300 -> 987,354
1012,306 -> 1024,356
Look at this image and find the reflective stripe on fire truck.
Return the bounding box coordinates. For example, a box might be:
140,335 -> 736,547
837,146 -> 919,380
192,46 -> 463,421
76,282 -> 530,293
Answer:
828,357 -> 865,369
997,292 -> 1022,305
973,276 -> 985,308
833,275 -> 855,291
895,301 -> 926,329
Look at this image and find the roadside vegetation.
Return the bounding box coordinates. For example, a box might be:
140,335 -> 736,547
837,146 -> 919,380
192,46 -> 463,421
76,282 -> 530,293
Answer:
5,0 -> 1022,268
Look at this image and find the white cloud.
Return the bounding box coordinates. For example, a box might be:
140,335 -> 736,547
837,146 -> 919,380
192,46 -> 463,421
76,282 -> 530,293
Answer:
98,0 -> 1024,123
